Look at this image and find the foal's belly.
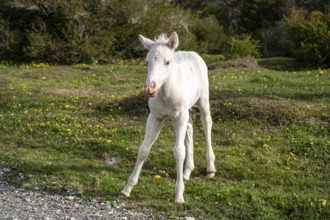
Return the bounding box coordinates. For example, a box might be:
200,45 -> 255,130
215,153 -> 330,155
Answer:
148,95 -> 197,120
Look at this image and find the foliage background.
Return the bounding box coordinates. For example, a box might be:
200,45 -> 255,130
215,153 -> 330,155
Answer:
0,0 -> 329,66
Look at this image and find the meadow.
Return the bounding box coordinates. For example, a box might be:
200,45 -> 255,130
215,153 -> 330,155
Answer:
0,59 -> 329,219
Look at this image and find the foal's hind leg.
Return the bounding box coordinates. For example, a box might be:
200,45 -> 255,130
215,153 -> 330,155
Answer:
198,100 -> 216,178
183,117 -> 194,180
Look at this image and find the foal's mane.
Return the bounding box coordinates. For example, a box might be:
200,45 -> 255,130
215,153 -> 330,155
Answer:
154,34 -> 169,45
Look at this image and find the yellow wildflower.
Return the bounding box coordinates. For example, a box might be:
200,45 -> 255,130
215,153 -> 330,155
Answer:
319,199 -> 327,206
154,175 -> 162,179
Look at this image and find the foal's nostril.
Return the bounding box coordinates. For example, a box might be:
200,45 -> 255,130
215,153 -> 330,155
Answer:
145,81 -> 156,89
149,81 -> 156,89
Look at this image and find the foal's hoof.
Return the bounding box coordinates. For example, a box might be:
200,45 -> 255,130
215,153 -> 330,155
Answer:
183,170 -> 192,180
120,187 -> 131,197
175,196 -> 185,204
207,172 -> 215,178
120,190 -> 130,197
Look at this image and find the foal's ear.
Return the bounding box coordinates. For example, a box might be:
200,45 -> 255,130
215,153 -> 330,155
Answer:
139,35 -> 155,50
168,32 -> 179,50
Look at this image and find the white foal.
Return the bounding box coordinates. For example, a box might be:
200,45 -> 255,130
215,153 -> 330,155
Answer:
121,32 -> 216,203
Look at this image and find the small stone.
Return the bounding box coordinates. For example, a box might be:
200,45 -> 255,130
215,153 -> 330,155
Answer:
71,191 -> 82,197
66,196 -> 75,201
60,187 -> 68,193
104,156 -> 120,165
2,168 -> 11,172
183,217 -> 195,220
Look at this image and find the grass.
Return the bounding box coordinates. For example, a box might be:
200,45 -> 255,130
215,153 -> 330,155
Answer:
0,59 -> 329,219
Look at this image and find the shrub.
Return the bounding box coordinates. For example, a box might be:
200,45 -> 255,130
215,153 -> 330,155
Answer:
228,34 -> 261,59
23,20 -> 54,62
110,0 -> 196,57
284,9 -> 330,67
0,19 -> 20,61
190,15 -> 228,54
0,0 -> 114,64
261,21 -> 291,57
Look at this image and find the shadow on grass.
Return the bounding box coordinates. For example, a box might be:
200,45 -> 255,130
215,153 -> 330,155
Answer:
94,92 -> 149,117
210,91 -> 329,127
92,87 -> 329,128
257,57 -> 305,71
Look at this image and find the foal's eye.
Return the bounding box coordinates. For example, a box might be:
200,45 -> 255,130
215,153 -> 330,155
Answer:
165,61 -> 170,65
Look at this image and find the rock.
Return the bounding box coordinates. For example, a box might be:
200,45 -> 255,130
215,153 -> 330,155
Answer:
60,187 -> 68,193
104,156 -> 120,165
66,196 -> 75,201
18,173 -> 24,179
2,168 -> 11,172
71,191 -> 82,197
181,217 -> 195,220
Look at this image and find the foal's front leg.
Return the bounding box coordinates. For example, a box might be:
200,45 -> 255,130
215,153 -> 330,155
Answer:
173,111 -> 189,203
121,113 -> 164,197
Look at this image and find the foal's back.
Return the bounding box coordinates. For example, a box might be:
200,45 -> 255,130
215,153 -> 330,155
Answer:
173,51 -> 209,107
175,51 -> 208,77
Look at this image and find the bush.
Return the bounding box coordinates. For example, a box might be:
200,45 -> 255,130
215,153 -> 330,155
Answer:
228,34 -> 261,59
0,0 -> 115,64
23,20 -> 55,62
190,15 -> 228,54
0,19 -> 20,61
261,21 -> 291,57
284,9 -> 330,67
0,0 -> 201,63
110,0 -> 198,58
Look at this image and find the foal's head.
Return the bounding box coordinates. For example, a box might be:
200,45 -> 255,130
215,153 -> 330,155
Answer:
139,32 -> 179,97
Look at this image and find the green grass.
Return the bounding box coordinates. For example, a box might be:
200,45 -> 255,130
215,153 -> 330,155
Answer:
0,60 -> 329,219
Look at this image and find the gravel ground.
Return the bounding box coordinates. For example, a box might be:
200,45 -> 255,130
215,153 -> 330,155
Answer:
0,180 -> 153,220
0,167 -> 196,220
0,167 -> 168,220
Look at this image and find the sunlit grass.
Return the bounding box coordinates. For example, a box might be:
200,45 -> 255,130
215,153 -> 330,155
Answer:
0,60 -> 329,219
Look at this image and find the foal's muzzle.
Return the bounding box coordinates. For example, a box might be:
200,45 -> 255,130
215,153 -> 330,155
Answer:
144,81 -> 158,97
